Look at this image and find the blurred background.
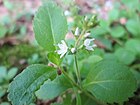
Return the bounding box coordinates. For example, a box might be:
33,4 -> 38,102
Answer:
0,0 -> 140,105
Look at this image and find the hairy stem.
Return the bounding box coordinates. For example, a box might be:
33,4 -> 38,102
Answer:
74,54 -> 81,85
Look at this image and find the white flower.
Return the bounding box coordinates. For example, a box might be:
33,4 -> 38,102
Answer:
64,10 -> 71,16
84,32 -> 90,38
84,16 -> 88,22
71,48 -> 76,53
84,38 -> 97,51
56,40 -> 68,58
74,27 -> 80,36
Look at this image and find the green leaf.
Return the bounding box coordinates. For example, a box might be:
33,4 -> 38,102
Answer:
96,37 -> 112,50
33,1 -> 68,52
8,64 -> 57,105
131,69 -> 140,86
0,87 -> 6,98
126,19 -> 140,36
91,27 -> 108,36
76,93 -> 81,105
3,0 -> 13,10
0,102 -> 10,105
114,48 -> 135,65
0,25 -> 7,38
7,67 -> 18,80
36,74 -> 71,100
121,0 -> 139,10
125,39 -> 140,56
80,93 -> 98,105
109,26 -> 125,38
109,9 -> 119,22
47,52 -> 62,66
0,66 -> 7,81
83,60 -> 137,103
79,55 -> 102,78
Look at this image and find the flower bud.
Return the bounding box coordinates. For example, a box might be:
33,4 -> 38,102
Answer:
84,32 -> 90,38
84,16 -> 88,22
74,27 -> 80,36
71,48 -> 76,53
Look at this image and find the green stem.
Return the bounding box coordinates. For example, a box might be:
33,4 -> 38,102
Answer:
61,69 -> 106,105
61,69 -> 78,87
82,90 -> 107,105
74,54 -> 81,85
73,29 -> 86,85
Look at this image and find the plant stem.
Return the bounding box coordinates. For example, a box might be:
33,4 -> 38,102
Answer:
74,54 -> 81,85
75,29 -> 86,48
82,90 -> 107,105
61,69 -> 78,87
74,29 -> 86,85
61,69 -> 106,105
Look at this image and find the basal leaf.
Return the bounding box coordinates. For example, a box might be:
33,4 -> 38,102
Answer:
83,60 -> 137,103
8,64 -> 57,105
33,1 -> 68,52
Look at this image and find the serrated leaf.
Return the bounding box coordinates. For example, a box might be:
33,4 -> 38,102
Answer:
33,1 -> 68,52
83,60 -> 137,103
8,64 -> 57,105
36,74 -> 71,100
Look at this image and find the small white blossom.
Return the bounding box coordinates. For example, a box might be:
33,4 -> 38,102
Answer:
84,32 -> 90,38
64,10 -> 71,16
56,40 -> 68,58
74,27 -> 80,36
71,48 -> 76,53
84,38 -> 97,51
84,16 -> 88,22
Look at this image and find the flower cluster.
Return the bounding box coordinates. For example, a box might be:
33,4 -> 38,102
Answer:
55,15 -> 97,58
